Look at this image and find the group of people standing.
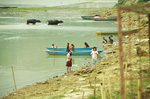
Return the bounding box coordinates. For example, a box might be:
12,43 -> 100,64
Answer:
52,36 -> 114,73
102,36 -> 113,48
65,42 -> 90,73
65,36 -> 114,73
102,36 -> 113,44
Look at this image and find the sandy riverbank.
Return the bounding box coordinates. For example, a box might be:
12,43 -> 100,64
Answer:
1,3 -> 150,99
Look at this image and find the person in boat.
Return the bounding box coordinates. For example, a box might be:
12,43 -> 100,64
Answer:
102,37 -> 107,44
70,44 -> 75,52
84,42 -> 90,48
108,37 -> 113,44
52,44 -> 56,48
66,43 -> 70,52
102,37 -> 108,48
91,47 -> 98,70
94,15 -> 100,18
66,51 -> 72,73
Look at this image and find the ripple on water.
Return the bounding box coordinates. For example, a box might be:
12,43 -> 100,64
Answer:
4,36 -> 22,40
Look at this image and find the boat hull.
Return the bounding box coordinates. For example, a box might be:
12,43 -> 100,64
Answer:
46,47 -> 97,51
45,50 -> 103,55
94,16 -> 117,21
81,16 -> 98,20
96,29 -> 140,35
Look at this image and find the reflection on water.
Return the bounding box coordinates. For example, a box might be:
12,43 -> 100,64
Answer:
0,8 -> 118,97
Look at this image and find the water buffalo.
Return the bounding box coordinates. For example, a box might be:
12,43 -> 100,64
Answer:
27,19 -> 41,25
48,20 -> 63,25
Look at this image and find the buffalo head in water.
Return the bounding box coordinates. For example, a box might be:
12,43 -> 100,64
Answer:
48,20 -> 63,25
27,19 -> 41,25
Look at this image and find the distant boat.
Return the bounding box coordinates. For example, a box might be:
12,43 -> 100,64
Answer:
96,29 -> 140,35
45,50 -> 103,55
81,15 -> 100,20
93,16 -> 117,21
46,47 -> 97,51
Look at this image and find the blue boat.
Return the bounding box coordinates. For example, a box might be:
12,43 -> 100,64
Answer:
46,47 -> 97,51
45,50 -> 103,55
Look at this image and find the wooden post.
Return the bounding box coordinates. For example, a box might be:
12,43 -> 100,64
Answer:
11,66 -> 17,91
100,83 -> 104,99
94,77 -> 96,99
82,91 -> 84,99
138,79 -> 141,99
148,14 -> 150,69
117,6 -> 126,99
89,78 -> 92,87
49,79 -> 51,99
107,76 -> 112,99
102,73 -> 106,99
125,64 -> 127,98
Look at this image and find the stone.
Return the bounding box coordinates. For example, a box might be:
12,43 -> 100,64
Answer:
69,89 -> 74,93
79,78 -> 86,81
101,62 -> 109,65
56,79 -> 61,81
74,71 -> 80,75
82,74 -> 88,77
42,81 -> 49,84
97,71 -> 102,74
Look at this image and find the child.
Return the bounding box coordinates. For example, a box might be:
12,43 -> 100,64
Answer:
70,44 -> 75,52
91,47 -> 98,70
108,37 -> 113,44
52,44 -> 56,48
66,51 -> 72,73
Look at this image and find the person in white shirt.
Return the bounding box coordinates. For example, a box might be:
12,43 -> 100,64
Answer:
91,47 -> 98,70
52,44 -> 56,48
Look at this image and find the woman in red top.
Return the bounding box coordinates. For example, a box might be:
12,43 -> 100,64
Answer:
66,42 -> 70,52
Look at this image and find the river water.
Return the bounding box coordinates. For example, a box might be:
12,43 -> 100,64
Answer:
0,3 -> 118,97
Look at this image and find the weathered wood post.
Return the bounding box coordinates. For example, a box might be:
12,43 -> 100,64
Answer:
107,76 -> 112,99
82,91 -> 84,99
11,66 -> 17,91
102,73 -> 106,99
94,77 -> 96,99
117,6 -> 126,99
100,83 -> 104,99
138,79 -> 141,99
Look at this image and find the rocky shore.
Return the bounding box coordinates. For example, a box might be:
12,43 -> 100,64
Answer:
1,3 -> 150,99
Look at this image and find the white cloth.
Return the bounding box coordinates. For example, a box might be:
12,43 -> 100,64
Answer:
91,51 -> 98,59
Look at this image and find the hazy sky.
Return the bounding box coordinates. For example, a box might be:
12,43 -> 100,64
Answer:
0,0 -> 118,7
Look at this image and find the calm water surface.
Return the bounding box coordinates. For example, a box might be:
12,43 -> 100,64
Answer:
0,8 -> 118,97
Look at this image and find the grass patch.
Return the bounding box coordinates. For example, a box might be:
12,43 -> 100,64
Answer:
51,94 -> 65,99
88,95 -> 102,99
137,0 -> 149,4
0,7 -> 93,11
